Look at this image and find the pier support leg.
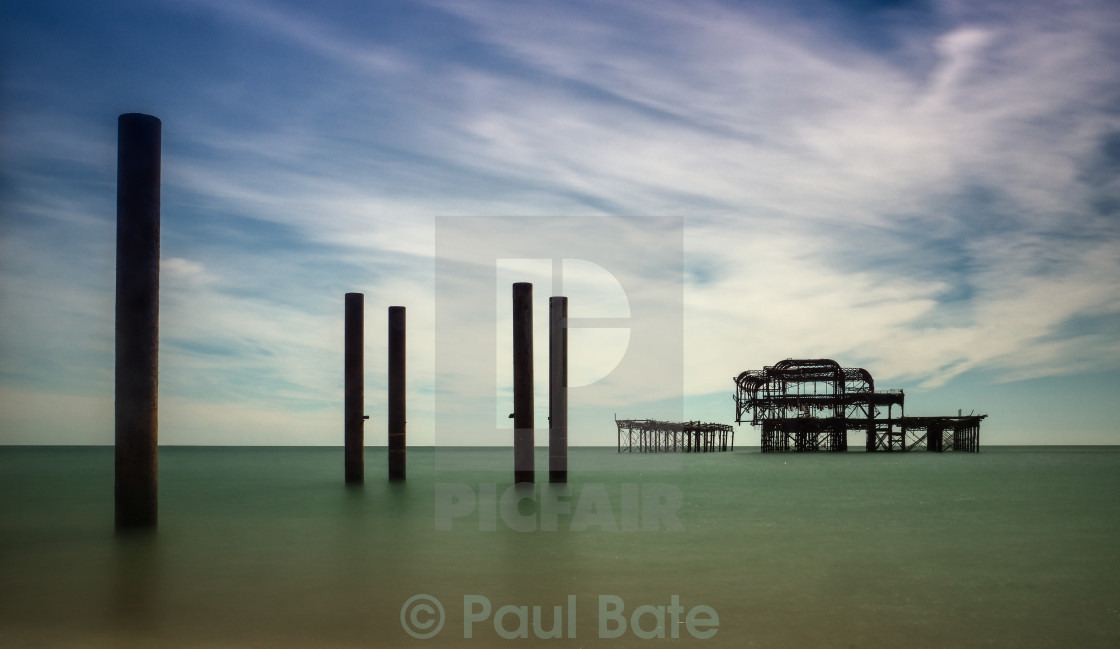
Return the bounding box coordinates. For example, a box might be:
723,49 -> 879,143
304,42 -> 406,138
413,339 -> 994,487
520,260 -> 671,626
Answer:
513,283 -> 534,484
345,293 -> 364,484
549,296 -> 567,483
388,306 -> 406,481
115,113 -> 161,531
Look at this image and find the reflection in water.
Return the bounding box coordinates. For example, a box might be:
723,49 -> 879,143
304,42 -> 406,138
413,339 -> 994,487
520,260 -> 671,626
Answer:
110,529 -> 160,637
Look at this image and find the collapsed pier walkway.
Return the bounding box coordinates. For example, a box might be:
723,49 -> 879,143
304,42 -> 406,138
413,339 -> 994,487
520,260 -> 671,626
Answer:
616,418 -> 734,453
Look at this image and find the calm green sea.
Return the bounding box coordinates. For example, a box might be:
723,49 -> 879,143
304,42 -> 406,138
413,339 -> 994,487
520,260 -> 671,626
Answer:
1,446 -> 1118,648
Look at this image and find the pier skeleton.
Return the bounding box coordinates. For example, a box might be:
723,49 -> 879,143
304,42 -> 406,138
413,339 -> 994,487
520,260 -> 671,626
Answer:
734,359 -> 986,452
616,418 -> 734,453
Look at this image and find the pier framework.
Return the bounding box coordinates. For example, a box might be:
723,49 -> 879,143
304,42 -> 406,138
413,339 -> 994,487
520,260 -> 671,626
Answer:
616,418 -> 734,453
734,359 -> 986,453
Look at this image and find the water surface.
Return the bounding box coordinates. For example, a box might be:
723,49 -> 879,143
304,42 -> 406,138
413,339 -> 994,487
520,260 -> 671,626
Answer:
1,446 -> 1118,647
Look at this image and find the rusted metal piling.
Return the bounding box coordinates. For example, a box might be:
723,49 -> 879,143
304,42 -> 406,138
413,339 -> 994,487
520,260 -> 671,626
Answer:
549,296 -> 567,483
513,283 -> 534,484
388,306 -> 406,481
115,113 -> 161,531
344,293 -> 364,484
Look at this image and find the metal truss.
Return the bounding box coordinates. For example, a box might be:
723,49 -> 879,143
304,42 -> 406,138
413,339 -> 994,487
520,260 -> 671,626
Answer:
734,359 -> 985,453
616,418 -> 734,453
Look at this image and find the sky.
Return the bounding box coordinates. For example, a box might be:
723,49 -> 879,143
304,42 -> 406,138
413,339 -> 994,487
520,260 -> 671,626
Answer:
1,0 -> 1119,446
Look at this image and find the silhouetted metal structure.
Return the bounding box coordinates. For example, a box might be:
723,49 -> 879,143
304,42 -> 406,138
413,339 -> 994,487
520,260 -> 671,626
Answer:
512,283 -> 534,483
616,418 -> 734,453
115,113 -> 161,530
549,296 -> 568,483
734,358 -> 986,452
344,293 -> 365,483
388,306 -> 406,481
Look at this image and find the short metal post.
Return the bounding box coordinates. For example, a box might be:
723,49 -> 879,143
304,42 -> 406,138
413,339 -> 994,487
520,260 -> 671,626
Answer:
513,283 -> 534,484
549,296 -> 567,483
388,306 -> 406,481
345,293 -> 364,484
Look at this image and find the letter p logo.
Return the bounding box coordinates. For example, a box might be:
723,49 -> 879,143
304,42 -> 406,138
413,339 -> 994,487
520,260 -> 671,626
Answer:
434,216 -> 684,463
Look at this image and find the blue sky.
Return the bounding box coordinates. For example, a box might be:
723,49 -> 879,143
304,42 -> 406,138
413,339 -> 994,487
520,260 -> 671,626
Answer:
2,0 -> 1119,445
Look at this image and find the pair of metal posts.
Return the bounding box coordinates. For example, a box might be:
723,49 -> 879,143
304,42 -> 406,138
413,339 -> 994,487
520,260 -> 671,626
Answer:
513,283 -> 568,484
345,297 -> 406,484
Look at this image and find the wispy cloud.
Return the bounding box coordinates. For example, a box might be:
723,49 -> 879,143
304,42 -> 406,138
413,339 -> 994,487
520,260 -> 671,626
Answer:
422,0 -> 1120,392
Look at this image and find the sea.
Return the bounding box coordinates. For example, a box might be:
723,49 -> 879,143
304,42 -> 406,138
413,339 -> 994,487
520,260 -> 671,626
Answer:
1,445 -> 1118,648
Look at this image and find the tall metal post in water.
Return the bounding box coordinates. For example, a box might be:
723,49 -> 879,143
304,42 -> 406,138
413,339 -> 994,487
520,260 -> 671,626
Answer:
115,113 -> 161,531
513,283 -> 534,484
549,296 -> 568,483
345,293 -> 364,484
388,306 -> 406,481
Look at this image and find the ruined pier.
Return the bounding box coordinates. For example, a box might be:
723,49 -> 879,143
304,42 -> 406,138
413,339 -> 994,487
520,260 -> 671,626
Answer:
616,419 -> 734,453
734,358 -> 986,452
